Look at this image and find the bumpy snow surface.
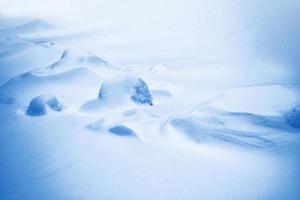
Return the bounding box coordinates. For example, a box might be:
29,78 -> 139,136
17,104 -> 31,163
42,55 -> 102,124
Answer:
1,1 -> 300,200
98,76 -> 153,105
108,125 -> 137,137
26,94 -> 62,116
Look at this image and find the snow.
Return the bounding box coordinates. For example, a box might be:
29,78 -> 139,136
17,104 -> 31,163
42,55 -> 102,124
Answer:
108,125 -> 137,137
0,1 -> 300,200
94,75 -> 153,109
131,78 -> 153,105
26,94 -> 63,116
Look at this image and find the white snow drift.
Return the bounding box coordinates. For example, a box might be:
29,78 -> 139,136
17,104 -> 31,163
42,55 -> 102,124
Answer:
0,1 -> 300,200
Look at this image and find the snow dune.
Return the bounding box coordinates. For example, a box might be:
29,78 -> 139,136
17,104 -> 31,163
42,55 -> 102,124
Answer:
0,1 -> 300,200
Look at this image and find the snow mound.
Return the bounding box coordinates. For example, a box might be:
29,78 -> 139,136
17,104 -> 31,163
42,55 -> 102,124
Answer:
285,107 -> 300,128
98,76 -> 153,106
0,66 -> 100,105
26,94 -> 62,116
47,47 -> 110,72
108,125 -> 137,137
86,119 -> 137,138
0,35 -> 61,86
0,19 -> 53,35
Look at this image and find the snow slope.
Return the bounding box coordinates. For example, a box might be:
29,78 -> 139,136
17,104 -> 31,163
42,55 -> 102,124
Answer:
0,1 -> 300,200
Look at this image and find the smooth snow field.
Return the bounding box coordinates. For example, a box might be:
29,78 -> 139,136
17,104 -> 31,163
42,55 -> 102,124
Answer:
1,0 -> 300,199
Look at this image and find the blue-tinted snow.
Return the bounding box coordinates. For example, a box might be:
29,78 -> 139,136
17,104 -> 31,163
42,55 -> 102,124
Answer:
131,78 -> 153,105
97,76 -> 153,107
26,94 -> 62,116
0,1 -> 300,200
108,125 -> 137,137
286,107 -> 300,128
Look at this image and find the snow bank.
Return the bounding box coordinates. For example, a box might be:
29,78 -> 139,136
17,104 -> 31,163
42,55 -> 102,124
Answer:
47,47 -> 110,72
0,19 -> 53,35
98,76 -> 153,106
0,35 -> 61,85
26,94 -> 62,116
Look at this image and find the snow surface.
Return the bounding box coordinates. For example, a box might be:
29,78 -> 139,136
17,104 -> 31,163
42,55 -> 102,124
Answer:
108,125 -> 137,137
0,1 -> 300,200
286,107 -> 300,128
26,94 -> 63,116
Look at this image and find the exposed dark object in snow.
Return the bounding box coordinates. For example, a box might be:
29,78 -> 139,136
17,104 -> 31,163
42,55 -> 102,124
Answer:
26,94 -> 62,116
131,79 -> 153,105
98,77 -> 153,106
286,107 -> 300,128
108,125 -> 137,137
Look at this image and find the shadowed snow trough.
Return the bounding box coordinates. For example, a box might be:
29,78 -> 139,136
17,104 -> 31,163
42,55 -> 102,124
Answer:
108,125 -> 137,137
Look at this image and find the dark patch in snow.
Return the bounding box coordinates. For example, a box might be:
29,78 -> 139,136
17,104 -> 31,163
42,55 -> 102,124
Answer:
285,107 -> 300,128
108,125 -> 137,137
97,77 -> 153,106
131,78 -> 153,105
26,94 -> 62,116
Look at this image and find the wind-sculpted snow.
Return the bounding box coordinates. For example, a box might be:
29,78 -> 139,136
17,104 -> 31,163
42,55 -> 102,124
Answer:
0,67 -> 100,106
26,94 -> 62,116
209,85 -> 300,116
167,107 -> 300,149
0,19 -> 53,35
86,109 -> 159,139
0,45 -> 116,106
170,114 -> 274,149
81,76 -> 153,112
0,35 -> 62,85
98,76 -> 153,105
46,47 -> 111,73
1,9 -> 300,200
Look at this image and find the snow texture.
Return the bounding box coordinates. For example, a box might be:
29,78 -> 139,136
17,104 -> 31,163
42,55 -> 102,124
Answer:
26,94 -> 62,116
98,76 -> 153,106
0,1 -> 300,200
131,78 -> 153,105
108,125 -> 137,137
286,107 -> 300,128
